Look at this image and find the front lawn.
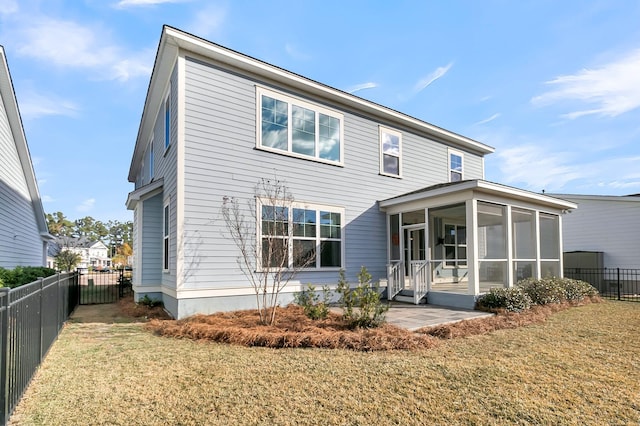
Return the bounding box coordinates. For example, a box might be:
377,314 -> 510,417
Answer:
10,301 -> 640,425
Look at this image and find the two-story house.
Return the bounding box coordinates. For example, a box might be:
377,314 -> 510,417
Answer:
0,46 -> 52,269
127,26 -> 576,319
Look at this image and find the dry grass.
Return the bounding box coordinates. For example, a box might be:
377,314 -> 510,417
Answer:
10,301 -> 640,425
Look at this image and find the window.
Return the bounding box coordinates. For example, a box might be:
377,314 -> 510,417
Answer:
163,201 -> 170,271
380,127 -> 402,177
259,200 -> 343,269
448,149 -> 463,182
164,91 -> 171,150
257,87 -> 343,165
443,223 -> 467,267
148,140 -> 154,181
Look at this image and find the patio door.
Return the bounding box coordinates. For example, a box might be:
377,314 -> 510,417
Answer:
403,227 -> 430,303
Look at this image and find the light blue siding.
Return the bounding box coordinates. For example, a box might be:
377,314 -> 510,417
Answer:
179,56 -> 486,291
0,90 -> 43,268
140,193 -> 163,285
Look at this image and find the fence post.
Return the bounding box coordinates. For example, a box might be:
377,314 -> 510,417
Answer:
617,268 -> 621,301
0,289 -> 10,425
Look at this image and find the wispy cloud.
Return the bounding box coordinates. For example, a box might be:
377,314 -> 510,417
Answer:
114,0 -> 191,8
0,0 -> 18,15
41,195 -> 55,203
495,144 -> 583,192
187,4 -> 226,39
284,43 -> 311,61
532,48 -> 640,119
19,90 -> 79,120
13,17 -> 152,82
76,198 -> 96,213
413,62 -> 453,94
474,113 -> 501,126
346,82 -> 378,94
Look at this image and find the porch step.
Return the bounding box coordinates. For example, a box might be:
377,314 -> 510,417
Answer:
394,290 -> 427,304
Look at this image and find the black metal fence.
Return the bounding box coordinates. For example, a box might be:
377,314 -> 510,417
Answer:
564,268 -> 640,301
79,268 -> 132,304
0,272 -> 79,425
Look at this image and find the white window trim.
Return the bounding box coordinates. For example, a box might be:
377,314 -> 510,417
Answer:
164,88 -> 171,153
163,199 -> 170,273
379,126 -> 402,178
448,148 -> 464,182
256,198 -> 345,271
256,86 -> 345,166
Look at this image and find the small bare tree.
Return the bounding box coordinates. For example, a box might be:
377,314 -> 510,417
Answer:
222,176 -> 314,325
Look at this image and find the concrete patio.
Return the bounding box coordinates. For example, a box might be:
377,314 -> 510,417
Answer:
384,303 -> 494,330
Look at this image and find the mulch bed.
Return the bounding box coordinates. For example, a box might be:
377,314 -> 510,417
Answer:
143,296 -> 602,351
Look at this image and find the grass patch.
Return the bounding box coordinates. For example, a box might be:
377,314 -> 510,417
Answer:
10,301 -> 640,425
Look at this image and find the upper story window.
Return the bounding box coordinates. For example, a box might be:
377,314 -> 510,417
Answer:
259,200 -> 344,270
164,90 -> 171,151
448,149 -> 464,182
257,87 -> 343,165
379,126 -> 402,177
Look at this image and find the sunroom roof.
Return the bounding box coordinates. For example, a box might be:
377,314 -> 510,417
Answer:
379,180 -> 577,211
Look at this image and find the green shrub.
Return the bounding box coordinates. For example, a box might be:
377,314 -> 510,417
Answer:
138,295 -> 163,308
476,287 -> 533,312
0,266 -> 57,289
294,283 -> 331,320
561,278 -> 598,300
518,277 -> 567,305
335,267 -> 388,328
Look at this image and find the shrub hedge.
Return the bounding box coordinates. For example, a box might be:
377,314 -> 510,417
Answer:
476,277 -> 598,312
0,266 -> 58,289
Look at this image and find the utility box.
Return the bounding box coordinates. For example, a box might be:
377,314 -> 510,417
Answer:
563,251 -> 604,269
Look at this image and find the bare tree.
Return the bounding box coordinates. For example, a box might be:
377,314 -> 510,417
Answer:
222,177 -> 314,325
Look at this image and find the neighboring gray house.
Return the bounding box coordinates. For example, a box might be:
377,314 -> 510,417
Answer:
556,194 -> 640,269
0,46 -> 52,269
127,26 -> 576,319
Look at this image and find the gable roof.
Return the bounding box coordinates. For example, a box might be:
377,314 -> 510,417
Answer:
128,26 -> 495,182
0,46 -> 52,241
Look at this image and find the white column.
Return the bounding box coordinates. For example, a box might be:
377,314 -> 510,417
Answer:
466,199 -> 479,295
534,211 -> 541,279
506,206 -> 514,287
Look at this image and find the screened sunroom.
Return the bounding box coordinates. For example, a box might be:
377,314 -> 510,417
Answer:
379,180 -> 577,309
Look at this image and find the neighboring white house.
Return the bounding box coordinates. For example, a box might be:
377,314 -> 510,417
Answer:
0,45 -> 53,269
126,26 -> 576,319
555,194 -> 640,269
49,237 -> 111,270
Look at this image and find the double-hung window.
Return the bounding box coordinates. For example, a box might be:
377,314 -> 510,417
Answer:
260,200 -> 344,269
380,126 -> 402,177
257,87 -> 343,165
444,223 -> 467,267
448,149 -> 463,182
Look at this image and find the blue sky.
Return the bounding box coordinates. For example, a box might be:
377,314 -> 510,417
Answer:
1,0 -> 639,223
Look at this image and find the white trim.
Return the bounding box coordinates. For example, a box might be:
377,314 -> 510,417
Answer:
134,284 -> 177,299
256,86 -> 344,166
448,148 -> 464,182
176,54 -> 186,289
379,126 -> 402,178
126,178 -> 164,210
